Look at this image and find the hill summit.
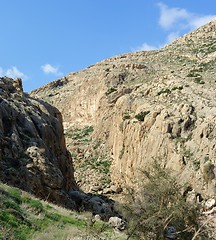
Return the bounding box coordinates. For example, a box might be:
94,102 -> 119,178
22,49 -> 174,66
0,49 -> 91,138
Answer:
31,18 -> 216,200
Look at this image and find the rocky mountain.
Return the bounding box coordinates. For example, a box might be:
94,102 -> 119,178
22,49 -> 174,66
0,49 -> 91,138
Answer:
0,77 -> 127,225
31,18 -> 216,201
0,77 -> 77,207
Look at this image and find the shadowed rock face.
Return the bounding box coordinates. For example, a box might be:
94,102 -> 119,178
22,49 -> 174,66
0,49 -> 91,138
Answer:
31,19 -> 216,198
0,77 -> 77,207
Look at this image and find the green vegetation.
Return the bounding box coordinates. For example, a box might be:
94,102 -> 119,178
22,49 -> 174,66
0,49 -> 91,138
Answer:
105,87 -> 117,96
122,161 -> 202,240
157,86 -> 183,96
157,88 -> 171,95
198,61 -> 214,71
183,147 -> 193,159
203,162 -> 215,183
0,182 -> 123,240
187,70 -> 205,84
187,71 -> 202,78
171,85 -> 184,91
194,77 -> 205,84
119,122 -> 124,132
193,159 -> 200,171
200,41 -> 216,54
80,155 -> 111,175
135,111 -> 150,122
65,125 -> 94,143
119,144 -> 125,159
0,182 -> 86,240
65,125 -> 111,180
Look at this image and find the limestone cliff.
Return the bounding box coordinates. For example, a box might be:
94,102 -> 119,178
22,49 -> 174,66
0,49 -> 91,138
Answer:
0,77 -> 77,207
31,19 -> 216,199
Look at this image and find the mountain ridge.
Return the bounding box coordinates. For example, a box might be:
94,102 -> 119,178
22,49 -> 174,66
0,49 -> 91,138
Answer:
31,18 -> 216,201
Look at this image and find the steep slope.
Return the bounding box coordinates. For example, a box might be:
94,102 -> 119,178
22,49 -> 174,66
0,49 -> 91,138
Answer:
31,19 -> 216,199
0,181 -> 126,240
0,77 -> 77,207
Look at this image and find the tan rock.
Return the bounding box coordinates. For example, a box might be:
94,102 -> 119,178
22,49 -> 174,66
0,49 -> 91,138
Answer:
30,19 -> 216,199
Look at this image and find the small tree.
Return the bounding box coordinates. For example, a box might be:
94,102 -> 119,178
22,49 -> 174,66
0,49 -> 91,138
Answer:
123,161 -> 201,240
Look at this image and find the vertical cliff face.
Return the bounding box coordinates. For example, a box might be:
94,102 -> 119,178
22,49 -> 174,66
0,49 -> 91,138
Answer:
0,77 -> 77,207
31,19 -> 216,198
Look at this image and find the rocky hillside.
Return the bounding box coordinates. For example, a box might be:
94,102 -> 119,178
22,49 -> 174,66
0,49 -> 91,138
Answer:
0,77 -> 77,207
31,18 -> 216,200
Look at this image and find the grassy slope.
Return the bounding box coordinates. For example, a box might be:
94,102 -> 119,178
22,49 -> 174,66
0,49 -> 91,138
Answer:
0,182 -> 127,240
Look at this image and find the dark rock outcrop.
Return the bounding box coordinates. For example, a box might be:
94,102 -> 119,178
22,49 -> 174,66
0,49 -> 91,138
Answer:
0,77 -> 77,207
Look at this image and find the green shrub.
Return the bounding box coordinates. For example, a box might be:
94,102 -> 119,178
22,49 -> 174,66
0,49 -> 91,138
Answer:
203,163 -> 215,183
105,87 -> 117,96
123,161 -> 201,240
80,155 -> 111,175
135,111 -> 150,122
23,198 -> 44,213
46,212 -> 61,222
171,86 -> 183,91
157,86 -> 183,96
194,78 -> 205,84
157,88 -> 171,96
187,71 -> 201,78
65,125 -> 94,142
186,70 -> 205,84
193,160 -> 200,171
119,144 -> 125,159
2,199 -> 20,211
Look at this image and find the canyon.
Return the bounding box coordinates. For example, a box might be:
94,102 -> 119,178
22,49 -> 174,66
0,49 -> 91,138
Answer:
32,18 -> 216,201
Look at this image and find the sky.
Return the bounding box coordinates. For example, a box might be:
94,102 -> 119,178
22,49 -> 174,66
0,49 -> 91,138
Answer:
0,1 -> 215,92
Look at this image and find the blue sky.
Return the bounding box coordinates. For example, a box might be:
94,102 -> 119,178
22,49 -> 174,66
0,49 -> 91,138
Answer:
0,1 -> 215,92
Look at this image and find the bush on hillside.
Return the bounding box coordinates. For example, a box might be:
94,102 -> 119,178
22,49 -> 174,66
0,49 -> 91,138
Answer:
123,161 -> 202,240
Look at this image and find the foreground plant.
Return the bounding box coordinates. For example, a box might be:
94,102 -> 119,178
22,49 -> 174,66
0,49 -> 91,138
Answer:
123,161 -> 203,240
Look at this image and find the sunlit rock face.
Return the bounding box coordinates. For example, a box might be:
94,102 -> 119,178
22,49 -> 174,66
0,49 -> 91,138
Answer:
31,19 -> 216,198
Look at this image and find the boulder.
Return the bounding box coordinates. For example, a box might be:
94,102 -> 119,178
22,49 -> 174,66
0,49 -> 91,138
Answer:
108,216 -> 126,230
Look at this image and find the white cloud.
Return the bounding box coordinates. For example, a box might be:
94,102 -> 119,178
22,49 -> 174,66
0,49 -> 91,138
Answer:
189,15 -> 215,29
135,32 -> 180,51
166,31 -> 180,44
41,64 -> 63,76
157,3 -> 189,30
0,66 -> 27,80
132,3 -> 215,52
132,43 -> 159,52
157,2 -> 216,31
5,66 -> 27,79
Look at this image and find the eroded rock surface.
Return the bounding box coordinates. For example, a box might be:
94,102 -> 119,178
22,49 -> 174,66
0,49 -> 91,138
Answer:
0,77 -> 77,207
31,19 -> 216,200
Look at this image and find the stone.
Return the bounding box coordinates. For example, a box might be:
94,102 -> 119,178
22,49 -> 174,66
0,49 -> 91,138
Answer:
110,185 -> 122,194
13,78 -> 23,93
0,77 -> 77,208
103,185 -> 122,194
164,226 -> 177,239
205,198 -> 216,210
94,214 -> 101,221
108,216 -> 126,230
